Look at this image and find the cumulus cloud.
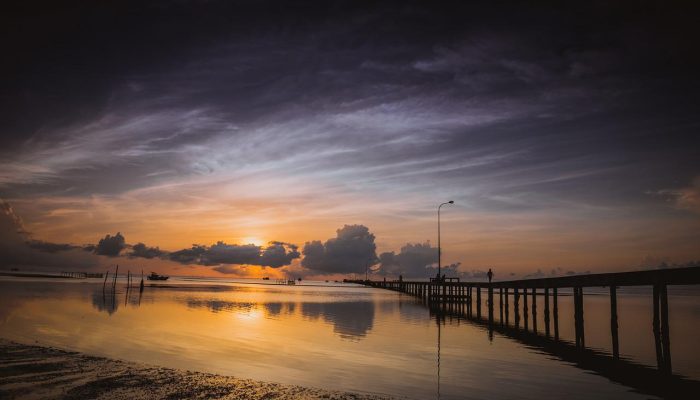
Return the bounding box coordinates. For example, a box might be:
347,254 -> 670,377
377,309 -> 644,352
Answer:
168,241 -> 300,270
302,225 -> 378,274
94,232 -> 126,257
377,242 -> 438,278
129,242 -> 165,259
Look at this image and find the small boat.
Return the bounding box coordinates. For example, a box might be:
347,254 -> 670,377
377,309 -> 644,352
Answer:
262,277 -> 270,280
147,272 -> 169,281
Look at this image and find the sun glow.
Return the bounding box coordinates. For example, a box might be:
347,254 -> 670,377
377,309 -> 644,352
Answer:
241,237 -> 265,246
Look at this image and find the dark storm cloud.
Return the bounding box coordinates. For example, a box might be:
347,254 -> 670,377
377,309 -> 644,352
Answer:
378,242 -> 470,279
302,225 -> 377,274
378,243 -> 437,278
168,241 -> 300,270
168,245 -> 208,264
94,232 -> 126,257
129,242 -> 165,259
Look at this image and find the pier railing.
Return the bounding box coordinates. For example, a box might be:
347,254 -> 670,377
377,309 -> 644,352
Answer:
348,266 -> 700,376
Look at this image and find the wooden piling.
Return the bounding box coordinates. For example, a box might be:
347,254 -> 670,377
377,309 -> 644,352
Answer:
514,288 -> 520,329
112,265 -> 118,289
531,287 -> 537,333
499,287 -> 504,324
523,288 -> 529,331
505,288 -> 509,325
476,287 -> 481,319
488,285 -> 494,325
660,284 -> 672,374
544,287 -> 550,337
103,270 -> 110,292
610,285 -> 619,359
553,287 -> 559,340
653,284 -> 663,369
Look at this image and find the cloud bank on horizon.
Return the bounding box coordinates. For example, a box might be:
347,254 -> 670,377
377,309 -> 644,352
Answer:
0,1 -> 699,274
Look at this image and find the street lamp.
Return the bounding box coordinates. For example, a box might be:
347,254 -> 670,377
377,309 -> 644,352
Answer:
437,200 -> 454,281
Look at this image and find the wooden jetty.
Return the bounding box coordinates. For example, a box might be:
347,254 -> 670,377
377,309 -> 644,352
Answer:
349,266 -> 700,376
60,271 -> 104,279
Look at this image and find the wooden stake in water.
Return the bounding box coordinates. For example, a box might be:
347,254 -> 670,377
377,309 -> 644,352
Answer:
103,270 -> 110,292
140,269 -> 144,293
113,265 -> 118,290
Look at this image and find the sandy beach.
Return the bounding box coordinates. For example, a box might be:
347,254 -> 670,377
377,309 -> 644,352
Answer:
0,340 -> 393,400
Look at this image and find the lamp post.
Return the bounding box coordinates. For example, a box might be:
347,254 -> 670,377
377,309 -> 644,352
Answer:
438,201 -> 454,281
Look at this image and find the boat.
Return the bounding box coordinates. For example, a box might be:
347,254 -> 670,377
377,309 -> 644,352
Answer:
262,277 -> 270,280
147,272 -> 169,281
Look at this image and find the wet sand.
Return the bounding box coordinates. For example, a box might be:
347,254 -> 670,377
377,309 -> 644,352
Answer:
0,340 -> 393,400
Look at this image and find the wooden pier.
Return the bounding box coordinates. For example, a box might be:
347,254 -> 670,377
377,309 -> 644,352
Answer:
349,266 -> 700,376
60,271 -> 104,279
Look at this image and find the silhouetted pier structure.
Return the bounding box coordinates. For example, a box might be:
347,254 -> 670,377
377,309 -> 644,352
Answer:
60,271 -> 104,279
349,266 -> 700,377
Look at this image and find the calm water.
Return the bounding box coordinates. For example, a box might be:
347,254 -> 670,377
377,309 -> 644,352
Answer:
1,276 -> 699,399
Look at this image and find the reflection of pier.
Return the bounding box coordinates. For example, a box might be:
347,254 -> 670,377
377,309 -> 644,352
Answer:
430,307 -> 700,399
350,267 -> 700,396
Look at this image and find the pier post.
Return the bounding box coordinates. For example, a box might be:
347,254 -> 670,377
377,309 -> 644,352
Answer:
505,288 -> 509,325
514,288 -> 520,329
523,288 -> 529,331
610,285 -> 619,359
477,286 -> 482,319
488,285 -> 494,325
532,287 -> 537,333
660,284 -> 672,374
499,287 -> 504,324
653,284 -> 663,369
544,287 -> 550,337
553,287 -> 559,340
574,287 -> 585,348
574,287 -> 580,347
469,286 -> 473,317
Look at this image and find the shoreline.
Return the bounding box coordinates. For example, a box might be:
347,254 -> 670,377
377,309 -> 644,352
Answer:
0,340 -> 393,400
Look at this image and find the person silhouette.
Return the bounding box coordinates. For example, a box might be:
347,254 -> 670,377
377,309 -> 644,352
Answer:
487,268 -> 493,283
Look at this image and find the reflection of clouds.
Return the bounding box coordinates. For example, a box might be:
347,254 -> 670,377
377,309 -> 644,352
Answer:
185,299 -> 255,313
378,299 -> 430,325
264,302 -> 282,316
301,302 -> 375,340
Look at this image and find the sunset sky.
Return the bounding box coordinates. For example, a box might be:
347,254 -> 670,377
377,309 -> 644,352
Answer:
1,1 -> 699,279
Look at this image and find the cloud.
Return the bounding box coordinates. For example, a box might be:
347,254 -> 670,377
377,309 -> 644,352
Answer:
27,240 -> 80,253
129,242 -> 165,259
169,244 -> 208,264
0,199 -> 98,270
675,178 -> 700,214
168,241 -> 300,270
94,232 -> 126,257
301,225 -> 378,274
377,242 -> 438,278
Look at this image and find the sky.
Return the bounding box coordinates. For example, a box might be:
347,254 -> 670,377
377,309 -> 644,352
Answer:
1,0 -> 699,279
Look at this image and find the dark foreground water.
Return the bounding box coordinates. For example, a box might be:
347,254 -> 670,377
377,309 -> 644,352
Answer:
0,276 -> 699,399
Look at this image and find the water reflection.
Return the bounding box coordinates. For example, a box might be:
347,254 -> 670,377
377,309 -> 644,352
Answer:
428,304 -> 700,399
185,299 -> 256,313
301,302 -> 375,340
2,278 -> 698,400
91,287 -> 143,315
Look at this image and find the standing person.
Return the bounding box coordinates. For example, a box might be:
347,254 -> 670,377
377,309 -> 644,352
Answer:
487,268 -> 493,283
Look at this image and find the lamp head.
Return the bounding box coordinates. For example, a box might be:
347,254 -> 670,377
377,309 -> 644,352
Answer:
448,200 -> 454,204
